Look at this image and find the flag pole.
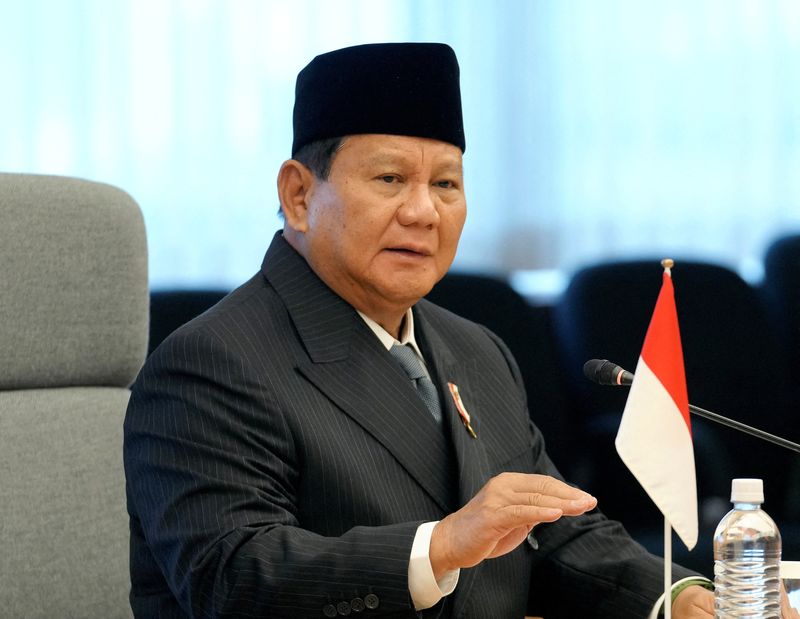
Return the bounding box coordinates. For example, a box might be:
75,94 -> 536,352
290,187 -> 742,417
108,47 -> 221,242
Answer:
662,258 -> 674,619
664,518 -> 672,619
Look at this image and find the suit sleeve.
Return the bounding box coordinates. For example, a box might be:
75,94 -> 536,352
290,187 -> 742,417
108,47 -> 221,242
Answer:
124,327 -> 425,619
478,326 -> 699,619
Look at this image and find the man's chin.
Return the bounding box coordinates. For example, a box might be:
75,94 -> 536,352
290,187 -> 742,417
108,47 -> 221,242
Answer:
370,281 -> 437,312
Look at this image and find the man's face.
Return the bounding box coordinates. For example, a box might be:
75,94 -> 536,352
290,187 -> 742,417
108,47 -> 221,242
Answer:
296,134 -> 466,322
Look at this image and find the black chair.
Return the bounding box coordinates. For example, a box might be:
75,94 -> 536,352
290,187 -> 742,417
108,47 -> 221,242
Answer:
552,259 -> 796,576
148,289 -> 229,355
762,233 -> 800,380
760,233 -> 800,528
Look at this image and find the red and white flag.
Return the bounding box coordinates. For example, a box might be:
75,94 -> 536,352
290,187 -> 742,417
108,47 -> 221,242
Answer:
615,267 -> 698,549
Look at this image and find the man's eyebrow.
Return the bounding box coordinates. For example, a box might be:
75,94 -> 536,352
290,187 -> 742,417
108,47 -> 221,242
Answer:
360,152 -> 463,171
360,152 -> 413,167
435,161 -> 464,173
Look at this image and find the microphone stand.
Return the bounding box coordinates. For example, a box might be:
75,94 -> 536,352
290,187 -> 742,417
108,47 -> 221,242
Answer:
687,403 -> 800,455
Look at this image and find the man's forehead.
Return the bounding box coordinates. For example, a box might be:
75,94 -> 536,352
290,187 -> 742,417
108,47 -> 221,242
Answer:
337,134 -> 463,167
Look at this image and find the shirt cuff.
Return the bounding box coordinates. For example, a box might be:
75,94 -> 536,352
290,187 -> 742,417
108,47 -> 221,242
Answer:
408,521 -> 460,610
647,576 -> 715,619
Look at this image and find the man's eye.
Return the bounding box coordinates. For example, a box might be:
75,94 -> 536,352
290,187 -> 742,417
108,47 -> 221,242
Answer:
380,175 -> 398,183
435,180 -> 455,189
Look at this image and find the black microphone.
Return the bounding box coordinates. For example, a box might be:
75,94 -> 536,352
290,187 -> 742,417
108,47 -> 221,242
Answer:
583,358 -> 800,455
582,358 -> 634,386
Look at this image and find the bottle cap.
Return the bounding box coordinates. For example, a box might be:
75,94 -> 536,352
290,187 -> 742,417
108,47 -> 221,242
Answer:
731,478 -> 764,503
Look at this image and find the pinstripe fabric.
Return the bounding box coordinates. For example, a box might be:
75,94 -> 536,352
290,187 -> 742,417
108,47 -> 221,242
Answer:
124,233 -> 696,619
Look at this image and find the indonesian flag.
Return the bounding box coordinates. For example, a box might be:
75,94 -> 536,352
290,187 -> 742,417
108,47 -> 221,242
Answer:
615,268 -> 698,550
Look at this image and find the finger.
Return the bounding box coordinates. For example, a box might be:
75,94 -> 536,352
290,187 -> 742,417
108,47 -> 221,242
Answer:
781,583 -> 800,618
559,494 -> 597,515
511,490 -> 596,516
495,504 -> 564,530
509,480 -> 596,516
503,473 -> 586,497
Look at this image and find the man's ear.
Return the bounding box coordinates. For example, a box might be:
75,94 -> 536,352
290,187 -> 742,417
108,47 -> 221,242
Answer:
278,159 -> 316,233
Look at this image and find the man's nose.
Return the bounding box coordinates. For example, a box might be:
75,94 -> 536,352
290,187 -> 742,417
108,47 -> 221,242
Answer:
397,183 -> 440,227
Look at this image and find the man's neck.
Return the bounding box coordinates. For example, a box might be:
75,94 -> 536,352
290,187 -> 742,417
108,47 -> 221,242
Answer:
376,315 -> 403,340
349,301 -> 410,340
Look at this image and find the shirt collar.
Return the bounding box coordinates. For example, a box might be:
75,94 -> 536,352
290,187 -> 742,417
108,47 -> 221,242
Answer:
357,308 -> 425,360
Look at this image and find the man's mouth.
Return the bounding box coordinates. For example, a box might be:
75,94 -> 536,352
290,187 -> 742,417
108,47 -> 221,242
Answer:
385,245 -> 431,257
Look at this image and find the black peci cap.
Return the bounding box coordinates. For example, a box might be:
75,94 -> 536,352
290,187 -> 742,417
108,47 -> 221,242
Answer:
291,42 -> 465,156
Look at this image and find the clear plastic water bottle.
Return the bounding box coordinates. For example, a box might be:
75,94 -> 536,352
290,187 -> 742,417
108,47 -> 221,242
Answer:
713,478 -> 781,618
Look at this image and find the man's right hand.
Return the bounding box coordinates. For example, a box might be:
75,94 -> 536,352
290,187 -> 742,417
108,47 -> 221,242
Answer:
428,472 -> 597,579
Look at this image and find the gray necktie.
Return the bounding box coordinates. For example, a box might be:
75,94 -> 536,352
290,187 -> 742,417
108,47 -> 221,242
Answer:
389,344 -> 442,424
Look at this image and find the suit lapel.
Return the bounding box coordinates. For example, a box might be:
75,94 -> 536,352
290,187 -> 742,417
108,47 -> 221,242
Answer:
262,234 -> 455,513
296,343 -> 456,514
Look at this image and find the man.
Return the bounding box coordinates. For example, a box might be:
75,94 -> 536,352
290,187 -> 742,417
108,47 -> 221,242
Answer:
124,43 -> 717,618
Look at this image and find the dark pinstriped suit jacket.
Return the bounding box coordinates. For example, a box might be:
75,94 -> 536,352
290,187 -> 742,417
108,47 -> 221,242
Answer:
124,233 -> 693,618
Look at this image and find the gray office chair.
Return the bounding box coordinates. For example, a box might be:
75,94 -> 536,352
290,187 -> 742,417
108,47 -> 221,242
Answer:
0,173 -> 148,618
